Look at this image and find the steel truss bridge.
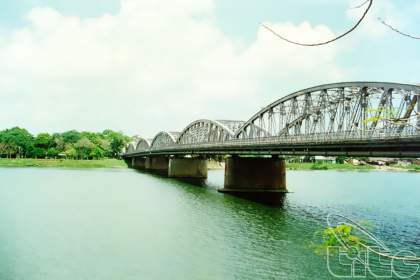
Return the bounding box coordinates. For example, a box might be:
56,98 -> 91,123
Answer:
124,82 -> 420,158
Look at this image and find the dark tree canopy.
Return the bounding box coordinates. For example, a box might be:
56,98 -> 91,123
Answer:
0,128 -> 131,160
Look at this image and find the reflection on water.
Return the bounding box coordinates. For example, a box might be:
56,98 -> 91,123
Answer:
0,168 -> 419,279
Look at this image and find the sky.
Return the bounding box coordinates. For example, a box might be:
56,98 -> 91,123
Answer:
0,0 -> 419,137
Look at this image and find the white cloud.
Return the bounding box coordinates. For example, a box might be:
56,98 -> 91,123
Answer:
0,0 -> 349,137
346,0 -> 411,40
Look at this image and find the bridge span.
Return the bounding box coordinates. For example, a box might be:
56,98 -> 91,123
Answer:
123,82 -> 420,202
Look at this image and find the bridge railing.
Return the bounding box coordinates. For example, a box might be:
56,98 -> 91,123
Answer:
123,127 -> 420,155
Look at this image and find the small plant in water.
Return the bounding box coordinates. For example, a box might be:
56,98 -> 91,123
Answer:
313,224 -> 364,256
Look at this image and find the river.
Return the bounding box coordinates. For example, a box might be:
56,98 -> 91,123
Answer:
0,168 -> 419,279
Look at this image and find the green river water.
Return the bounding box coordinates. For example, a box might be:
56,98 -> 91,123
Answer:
0,168 -> 419,279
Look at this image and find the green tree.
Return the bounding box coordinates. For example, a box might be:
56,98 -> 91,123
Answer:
46,148 -> 59,158
32,147 -> 46,159
103,130 -> 130,158
64,146 -> 77,159
90,146 -> 105,159
33,133 -> 55,158
0,127 -> 34,158
35,133 -> 54,149
0,127 -> 131,160
61,130 -> 82,144
75,138 -> 95,159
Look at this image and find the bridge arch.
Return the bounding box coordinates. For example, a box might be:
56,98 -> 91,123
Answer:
135,138 -> 152,153
126,142 -> 136,154
235,82 -> 420,139
177,119 -> 244,145
150,131 -> 180,150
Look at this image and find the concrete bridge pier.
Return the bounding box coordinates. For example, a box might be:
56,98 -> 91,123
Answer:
132,157 -> 147,170
168,157 -> 208,179
124,158 -> 133,168
219,156 -> 287,205
145,156 -> 169,174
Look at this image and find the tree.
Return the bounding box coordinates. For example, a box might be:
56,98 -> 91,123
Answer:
103,130 -> 130,158
47,148 -> 59,158
0,127 -> 34,158
33,133 -> 55,158
35,133 -> 54,149
0,127 -> 131,159
75,138 -> 95,159
61,130 -> 82,144
64,146 -> 78,159
90,146 -> 105,159
32,147 -> 46,159
53,135 -> 66,151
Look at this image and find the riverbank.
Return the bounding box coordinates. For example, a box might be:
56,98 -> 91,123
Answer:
0,158 -> 127,168
287,162 -> 420,172
287,162 -> 374,171
0,158 -> 418,172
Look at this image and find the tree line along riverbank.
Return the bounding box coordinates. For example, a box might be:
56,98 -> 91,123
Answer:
0,158 -> 418,172
0,158 -> 127,168
0,127 -> 130,159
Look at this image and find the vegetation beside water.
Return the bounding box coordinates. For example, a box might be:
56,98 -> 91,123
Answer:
406,164 -> 420,172
0,127 -> 130,159
0,158 -> 417,171
287,162 -> 374,171
0,158 -> 127,168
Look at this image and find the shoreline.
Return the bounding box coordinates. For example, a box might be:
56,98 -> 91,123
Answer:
0,158 -> 418,173
0,158 -> 127,169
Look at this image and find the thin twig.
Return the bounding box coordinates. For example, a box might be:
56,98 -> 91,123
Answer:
378,17 -> 420,40
261,0 -> 373,46
349,0 -> 370,10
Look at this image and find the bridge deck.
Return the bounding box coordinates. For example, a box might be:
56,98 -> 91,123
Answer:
124,82 -> 420,158
124,136 -> 420,158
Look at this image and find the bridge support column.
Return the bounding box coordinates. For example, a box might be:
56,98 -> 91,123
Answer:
417,95 -> 420,130
168,158 -> 208,179
219,156 -> 287,204
132,157 -> 146,170
145,156 -> 169,174
124,158 -> 133,168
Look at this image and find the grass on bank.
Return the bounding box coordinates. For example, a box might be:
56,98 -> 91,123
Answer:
0,158 -> 127,168
393,164 -> 420,172
0,158 -> 417,172
287,162 -> 374,171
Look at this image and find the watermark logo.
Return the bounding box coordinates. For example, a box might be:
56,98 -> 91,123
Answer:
324,214 -> 419,279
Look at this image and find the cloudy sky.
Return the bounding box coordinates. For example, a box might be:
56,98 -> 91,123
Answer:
0,0 -> 419,137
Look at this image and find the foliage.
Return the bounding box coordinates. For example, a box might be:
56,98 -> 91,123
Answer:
410,165 -> 420,172
336,156 -> 348,164
310,162 -> 329,170
0,127 -> 34,158
286,162 -> 373,171
313,224 -> 364,256
0,158 -> 127,168
0,127 -> 131,160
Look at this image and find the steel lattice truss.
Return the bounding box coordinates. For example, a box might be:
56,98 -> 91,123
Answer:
126,142 -> 137,154
125,82 -> 420,156
236,82 -> 420,140
177,120 -> 244,145
150,132 -> 180,151
135,138 -> 152,153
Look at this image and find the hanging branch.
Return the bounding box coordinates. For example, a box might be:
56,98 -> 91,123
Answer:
261,0 -> 373,47
349,0 -> 370,10
378,17 -> 420,40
